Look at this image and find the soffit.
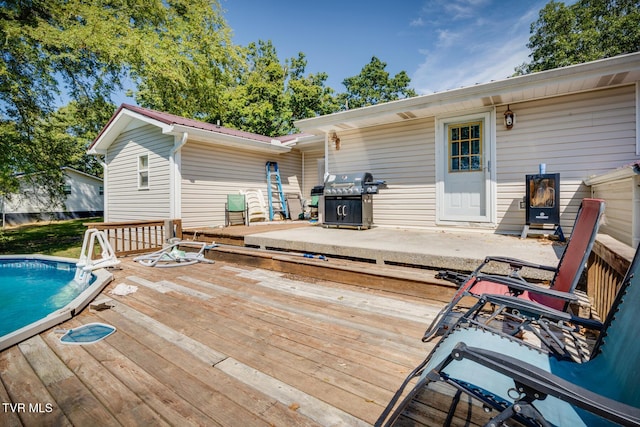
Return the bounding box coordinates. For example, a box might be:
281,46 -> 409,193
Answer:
296,53 -> 640,134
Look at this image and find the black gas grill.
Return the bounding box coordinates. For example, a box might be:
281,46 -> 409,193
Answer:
322,172 -> 383,229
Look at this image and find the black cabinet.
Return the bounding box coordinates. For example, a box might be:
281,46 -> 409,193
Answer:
323,195 -> 373,229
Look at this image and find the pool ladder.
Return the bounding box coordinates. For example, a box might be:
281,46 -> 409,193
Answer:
74,229 -> 120,285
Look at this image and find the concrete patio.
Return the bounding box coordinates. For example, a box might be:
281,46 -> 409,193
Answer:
186,223 -> 564,280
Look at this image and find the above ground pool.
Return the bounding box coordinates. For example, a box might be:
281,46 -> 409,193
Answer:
0,255 -> 113,351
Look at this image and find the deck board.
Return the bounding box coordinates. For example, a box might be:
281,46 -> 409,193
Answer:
1,258 -> 439,426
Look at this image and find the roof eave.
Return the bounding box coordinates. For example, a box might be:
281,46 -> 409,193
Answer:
295,52 -> 640,134
87,107 -> 172,155
170,125 -> 293,154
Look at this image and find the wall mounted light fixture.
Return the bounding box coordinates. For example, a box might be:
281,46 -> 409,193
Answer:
504,105 -> 516,130
330,131 -> 341,150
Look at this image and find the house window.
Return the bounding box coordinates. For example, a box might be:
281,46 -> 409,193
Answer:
138,154 -> 149,189
99,186 -> 104,196
62,184 -> 72,195
448,121 -> 482,172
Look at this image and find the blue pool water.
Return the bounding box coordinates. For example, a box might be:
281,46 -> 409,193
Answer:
0,259 -> 92,337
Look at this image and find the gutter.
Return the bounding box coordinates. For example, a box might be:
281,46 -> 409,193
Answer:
168,125 -> 292,154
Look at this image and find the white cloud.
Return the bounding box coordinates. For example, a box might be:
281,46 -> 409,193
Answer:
436,29 -> 462,48
409,0 -> 542,94
432,0 -> 492,20
410,17 -> 425,27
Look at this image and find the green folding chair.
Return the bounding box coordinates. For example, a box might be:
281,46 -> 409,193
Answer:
225,194 -> 248,226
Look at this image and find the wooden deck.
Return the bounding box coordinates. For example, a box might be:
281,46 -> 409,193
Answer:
0,258 -> 442,426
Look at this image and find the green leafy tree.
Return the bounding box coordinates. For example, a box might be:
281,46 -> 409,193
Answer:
130,0 -> 240,122
286,53 -> 339,123
517,0 -> 640,74
223,40 -> 289,136
223,41 -> 338,136
0,0 -> 165,199
0,0 -> 237,201
337,56 -> 417,110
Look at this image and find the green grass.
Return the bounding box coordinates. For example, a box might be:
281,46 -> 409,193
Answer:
0,218 -> 103,258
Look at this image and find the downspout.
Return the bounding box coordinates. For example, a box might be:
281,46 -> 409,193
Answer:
170,132 -> 188,219
324,132 -> 329,180
98,156 -> 108,222
173,131 -> 188,153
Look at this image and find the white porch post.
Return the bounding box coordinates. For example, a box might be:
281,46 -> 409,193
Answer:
170,132 -> 188,219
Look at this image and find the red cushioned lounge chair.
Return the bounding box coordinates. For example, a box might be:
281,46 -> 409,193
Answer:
422,198 -> 605,342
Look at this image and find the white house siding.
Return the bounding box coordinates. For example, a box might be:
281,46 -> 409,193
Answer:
2,169 -> 102,225
494,85 -> 638,234
105,124 -> 172,222
302,149 -> 324,198
327,118 -> 436,228
323,85 -> 637,234
590,176 -> 639,247
62,170 -> 104,213
180,141 -> 302,228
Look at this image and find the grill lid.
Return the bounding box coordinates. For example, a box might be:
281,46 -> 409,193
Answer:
324,172 -> 373,187
324,172 -> 382,196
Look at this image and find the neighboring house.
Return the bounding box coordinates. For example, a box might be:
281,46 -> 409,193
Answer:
90,52 -> 640,242
87,104 -> 322,229
295,52 -> 640,239
1,167 -> 103,226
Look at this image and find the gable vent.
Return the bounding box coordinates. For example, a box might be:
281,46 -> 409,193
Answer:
597,72 -> 630,87
397,111 -> 417,120
610,72 -> 629,85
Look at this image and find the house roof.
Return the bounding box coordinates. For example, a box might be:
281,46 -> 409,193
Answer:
13,167 -> 102,183
88,104 -> 317,155
61,167 -> 103,183
295,52 -> 640,134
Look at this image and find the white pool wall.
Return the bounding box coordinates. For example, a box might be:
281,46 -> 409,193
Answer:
0,255 -> 114,351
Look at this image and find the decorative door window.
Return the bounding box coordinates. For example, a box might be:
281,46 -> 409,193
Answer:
448,121 -> 482,172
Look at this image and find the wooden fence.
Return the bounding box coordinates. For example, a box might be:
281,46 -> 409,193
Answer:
586,235 -> 635,320
85,219 -> 182,257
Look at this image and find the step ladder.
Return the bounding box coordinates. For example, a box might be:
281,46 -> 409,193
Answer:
266,161 -> 289,221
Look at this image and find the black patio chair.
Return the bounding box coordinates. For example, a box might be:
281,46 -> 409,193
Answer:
376,242 -> 640,427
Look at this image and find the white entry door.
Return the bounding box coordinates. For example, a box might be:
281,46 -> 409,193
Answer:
438,112 -> 493,223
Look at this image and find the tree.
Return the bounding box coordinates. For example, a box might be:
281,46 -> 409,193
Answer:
0,0 -> 164,199
517,0 -> 640,74
0,0 -> 237,200
337,57 -> 417,110
223,41 -> 338,136
223,40 -> 289,136
130,0 -> 241,123
286,53 -> 340,123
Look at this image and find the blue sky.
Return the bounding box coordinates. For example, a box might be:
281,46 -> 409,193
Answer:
222,0 -> 551,95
